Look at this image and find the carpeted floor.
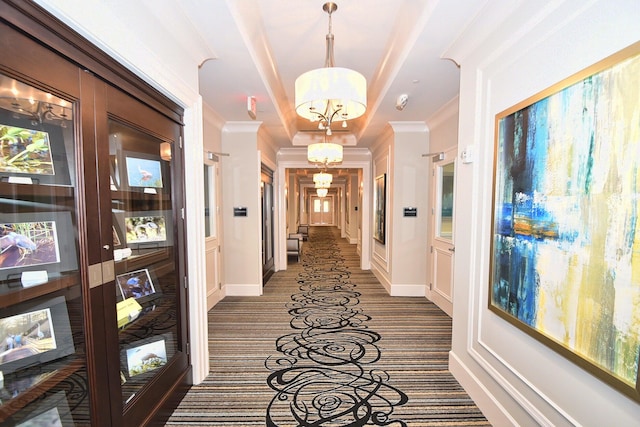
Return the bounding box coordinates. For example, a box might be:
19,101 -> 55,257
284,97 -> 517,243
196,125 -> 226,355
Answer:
166,227 -> 490,426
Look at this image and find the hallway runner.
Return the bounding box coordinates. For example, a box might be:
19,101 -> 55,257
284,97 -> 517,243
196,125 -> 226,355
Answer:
264,227 -> 408,426
165,227 -> 490,426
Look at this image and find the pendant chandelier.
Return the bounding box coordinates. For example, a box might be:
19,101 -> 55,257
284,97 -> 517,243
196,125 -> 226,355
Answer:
295,2 -> 367,137
307,138 -> 343,165
316,188 -> 328,198
313,172 -> 333,188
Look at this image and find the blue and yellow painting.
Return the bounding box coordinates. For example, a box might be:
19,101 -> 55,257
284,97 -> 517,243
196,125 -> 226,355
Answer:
491,49 -> 640,387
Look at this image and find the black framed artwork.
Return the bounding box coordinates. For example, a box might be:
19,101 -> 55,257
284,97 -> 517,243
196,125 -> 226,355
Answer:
120,333 -> 174,380
116,268 -> 156,302
0,211 -> 78,285
0,110 -> 72,187
124,155 -> 164,189
0,295 -> 75,375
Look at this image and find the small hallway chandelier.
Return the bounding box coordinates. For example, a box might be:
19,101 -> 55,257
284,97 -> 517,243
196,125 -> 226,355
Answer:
313,171 -> 333,188
307,136 -> 343,165
295,2 -> 367,137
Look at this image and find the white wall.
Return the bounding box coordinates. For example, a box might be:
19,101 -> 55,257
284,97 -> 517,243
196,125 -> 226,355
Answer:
370,130 -> 393,290
388,122 -> 429,296
426,97 -> 459,155
345,174 -> 359,243
369,123 -> 430,296
221,122 -> 263,296
447,0 -> 640,425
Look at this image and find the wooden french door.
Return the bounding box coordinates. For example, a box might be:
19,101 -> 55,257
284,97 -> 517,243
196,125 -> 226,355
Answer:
310,196 -> 334,225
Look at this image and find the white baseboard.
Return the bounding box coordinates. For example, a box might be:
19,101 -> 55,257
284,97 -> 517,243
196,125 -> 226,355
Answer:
449,350 -> 515,427
371,265 -> 391,293
390,283 -> 425,297
225,283 -> 263,296
207,287 -> 224,310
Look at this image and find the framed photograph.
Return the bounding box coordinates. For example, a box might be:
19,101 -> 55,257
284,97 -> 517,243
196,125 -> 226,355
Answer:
373,173 -> 386,244
122,335 -> 169,379
0,212 -> 78,284
124,215 -> 166,244
0,110 -> 72,186
124,156 -> 163,189
116,268 -> 156,301
489,42 -> 640,401
117,210 -> 174,252
0,221 -> 60,270
15,390 -> 74,427
0,295 -> 75,375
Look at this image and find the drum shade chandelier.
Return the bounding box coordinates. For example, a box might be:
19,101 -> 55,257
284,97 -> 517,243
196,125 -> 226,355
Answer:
307,137 -> 343,165
295,2 -> 367,137
313,172 -> 333,188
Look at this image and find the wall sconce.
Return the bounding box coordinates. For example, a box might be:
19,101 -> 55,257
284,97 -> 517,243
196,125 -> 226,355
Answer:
160,142 -> 172,161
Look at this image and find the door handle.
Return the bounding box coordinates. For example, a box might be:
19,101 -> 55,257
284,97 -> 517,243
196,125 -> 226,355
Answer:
448,247 -> 455,253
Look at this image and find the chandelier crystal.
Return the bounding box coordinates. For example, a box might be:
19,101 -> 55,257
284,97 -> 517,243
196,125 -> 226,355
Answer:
316,188 -> 329,198
295,2 -> 366,136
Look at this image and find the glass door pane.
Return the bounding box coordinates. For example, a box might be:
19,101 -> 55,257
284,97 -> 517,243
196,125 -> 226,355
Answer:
204,165 -> 213,238
108,119 -> 178,405
0,73 -> 89,424
437,162 -> 455,239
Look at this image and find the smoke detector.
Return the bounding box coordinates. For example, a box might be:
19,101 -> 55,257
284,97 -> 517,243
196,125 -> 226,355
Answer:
396,93 -> 409,111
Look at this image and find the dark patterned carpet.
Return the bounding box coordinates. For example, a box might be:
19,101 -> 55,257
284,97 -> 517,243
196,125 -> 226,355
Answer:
166,227 -> 490,426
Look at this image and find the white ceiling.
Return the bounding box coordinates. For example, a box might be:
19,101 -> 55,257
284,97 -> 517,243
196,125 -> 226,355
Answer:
180,0 -> 486,149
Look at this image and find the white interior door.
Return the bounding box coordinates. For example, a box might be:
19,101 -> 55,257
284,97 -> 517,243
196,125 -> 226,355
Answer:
428,148 -> 456,316
204,162 -> 221,309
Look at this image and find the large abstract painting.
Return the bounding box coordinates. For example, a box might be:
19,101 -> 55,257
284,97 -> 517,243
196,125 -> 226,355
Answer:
489,42 -> 640,400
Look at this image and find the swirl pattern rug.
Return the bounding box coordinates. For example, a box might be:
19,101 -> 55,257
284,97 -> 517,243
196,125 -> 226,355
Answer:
264,228 -> 408,426
166,227 -> 490,426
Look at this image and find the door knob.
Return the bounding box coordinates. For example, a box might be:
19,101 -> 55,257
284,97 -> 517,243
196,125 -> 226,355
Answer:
103,244 -> 110,250
448,247 -> 455,252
